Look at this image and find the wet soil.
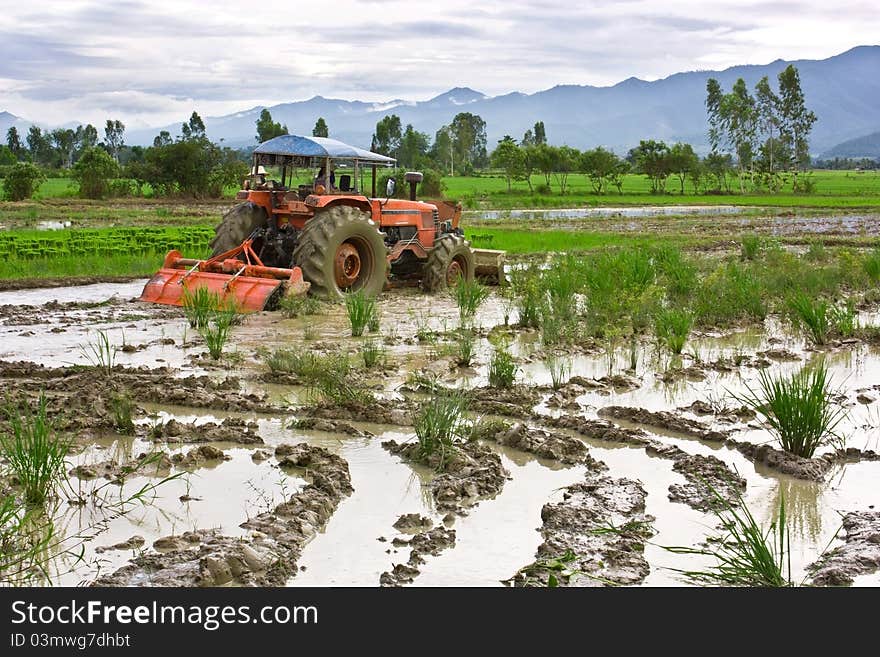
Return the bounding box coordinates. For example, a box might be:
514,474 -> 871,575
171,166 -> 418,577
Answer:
807,512 -> 880,586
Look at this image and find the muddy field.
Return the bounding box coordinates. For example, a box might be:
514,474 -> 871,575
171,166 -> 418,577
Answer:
1,258 -> 879,589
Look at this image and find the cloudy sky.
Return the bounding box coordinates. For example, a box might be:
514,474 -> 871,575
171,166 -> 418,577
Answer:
1,0 -> 877,128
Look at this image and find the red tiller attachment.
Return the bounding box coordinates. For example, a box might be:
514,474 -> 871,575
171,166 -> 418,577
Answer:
140,239 -> 310,312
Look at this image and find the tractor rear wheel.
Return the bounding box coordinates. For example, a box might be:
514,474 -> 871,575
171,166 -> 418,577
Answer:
293,205 -> 388,299
209,202 -> 268,256
422,234 -> 475,292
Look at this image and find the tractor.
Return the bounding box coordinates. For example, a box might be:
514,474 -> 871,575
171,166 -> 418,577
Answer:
140,134 -> 503,311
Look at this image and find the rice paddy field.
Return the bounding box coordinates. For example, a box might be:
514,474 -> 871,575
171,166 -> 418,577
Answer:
1,182 -> 880,588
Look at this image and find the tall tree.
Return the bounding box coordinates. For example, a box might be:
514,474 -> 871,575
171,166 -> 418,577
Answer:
371,114 -> 402,158
491,136 -> 525,191
51,128 -> 76,168
6,126 -> 24,160
104,119 -> 126,163
255,109 -> 288,143
533,121 -> 546,145
180,111 -> 206,141
153,130 -> 172,148
667,143 -> 699,195
631,139 -> 672,194
74,124 -> 99,161
26,126 -> 52,166
398,124 -> 429,169
431,126 -> 454,175
521,129 -> 535,147
776,64 -> 817,187
705,78 -> 724,154
449,112 -> 487,172
553,146 -> 579,195
312,117 -> 329,138
754,76 -> 781,177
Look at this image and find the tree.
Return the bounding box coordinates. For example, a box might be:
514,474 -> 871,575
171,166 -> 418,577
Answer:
705,77 -> 757,192
6,126 -> 24,160
255,109 -> 288,143
26,126 -> 52,166
553,146 -> 579,195
180,111 -> 206,141
704,152 -> 733,193
312,117 -> 328,138
431,126 -> 454,175
521,129 -> 535,147
705,78 -> 724,154
1,162 -> 45,201
371,115 -> 402,158
51,128 -> 76,168
74,124 -> 98,161
754,76 -> 781,177
153,130 -> 172,148
520,145 -> 538,192
491,136 -> 525,191
72,147 -> 119,199
449,112 -> 488,172
533,144 -> 555,188
533,121 -> 546,145
398,124 -> 429,169
631,140 -> 671,194
580,146 -> 622,194
0,145 -> 16,166
668,143 -> 699,194
777,64 -> 817,189
104,120 -> 126,163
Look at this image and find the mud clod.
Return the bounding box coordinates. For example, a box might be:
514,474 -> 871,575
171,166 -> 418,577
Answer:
380,527 -> 456,586
508,473 -> 654,587
599,406 -> 728,442
807,512 -> 880,586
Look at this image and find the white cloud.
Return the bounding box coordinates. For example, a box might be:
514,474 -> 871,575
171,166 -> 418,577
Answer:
0,0 -> 876,126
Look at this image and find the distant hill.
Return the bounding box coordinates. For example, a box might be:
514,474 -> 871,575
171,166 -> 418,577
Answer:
0,111 -> 31,138
8,45 -> 880,158
821,130 -> 880,160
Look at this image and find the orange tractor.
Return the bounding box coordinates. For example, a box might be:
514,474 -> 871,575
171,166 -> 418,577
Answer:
140,135 -> 502,311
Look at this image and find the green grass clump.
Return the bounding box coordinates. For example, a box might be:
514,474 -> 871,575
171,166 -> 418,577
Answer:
181,286 -> 220,329
452,278 -> 490,324
511,269 -> 544,328
830,299 -> 858,338
488,348 -> 518,388
344,289 -> 378,337
279,294 -> 321,318
665,486 -> 792,587
740,235 -> 762,260
454,328 -> 476,367
735,361 -> 845,458
78,329 -> 117,377
863,250 -> 880,283
110,394 -> 135,434
0,396 -> 70,506
546,355 -> 571,390
198,301 -> 239,360
694,262 -> 765,327
263,348 -> 349,382
787,293 -> 830,345
360,339 -> 385,369
414,391 -> 470,468
654,308 -> 693,355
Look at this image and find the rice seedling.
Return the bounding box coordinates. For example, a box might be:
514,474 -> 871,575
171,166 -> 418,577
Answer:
664,484 -> 792,587
308,368 -> 373,406
344,289 -> 377,337
263,348 -> 349,382
0,396 -> 70,506
198,305 -> 238,360
303,324 -> 317,341
511,269 -> 543,328
654,308 -> 693,355
413,390 -> 470,468
360,339 -> 385,369
77,329 -> 117,377
488,347 -> 518,388
452,278 -> 490,323
740,235 -> 762,260
864,249 -> 880,283
830,299 -> 858,338
110,394 -> 135,434
181,285 -> 220,329
787,293 -> 830,345
278,294 -> 321,318
733,361 -> 846,458
693,262 -> 766,328
806,240 -> 827,261
367,313 -> 381,333
546,354 -> 571,390
454,327 -> 477,367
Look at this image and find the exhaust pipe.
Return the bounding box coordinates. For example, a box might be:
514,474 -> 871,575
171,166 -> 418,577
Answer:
404,171 -> 423,201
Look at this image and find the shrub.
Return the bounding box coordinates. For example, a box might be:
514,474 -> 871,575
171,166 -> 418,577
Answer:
72,147 -> 119,199
2,162 -> 45,201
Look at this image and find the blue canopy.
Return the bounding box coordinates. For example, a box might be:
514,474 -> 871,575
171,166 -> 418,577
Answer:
254,135 -> 396,165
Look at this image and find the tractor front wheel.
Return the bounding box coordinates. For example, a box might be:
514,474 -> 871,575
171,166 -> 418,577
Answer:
422,234 -> 475,292
210,202 -> 268,256
293,205 -> 388,299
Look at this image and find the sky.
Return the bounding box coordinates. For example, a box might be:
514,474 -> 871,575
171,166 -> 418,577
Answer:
0,0 -> 877,129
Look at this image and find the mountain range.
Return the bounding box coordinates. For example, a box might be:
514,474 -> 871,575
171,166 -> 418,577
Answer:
3,46 -> 879,158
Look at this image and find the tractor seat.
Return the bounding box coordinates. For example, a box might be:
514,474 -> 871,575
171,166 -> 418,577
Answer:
338,174 -> 352,192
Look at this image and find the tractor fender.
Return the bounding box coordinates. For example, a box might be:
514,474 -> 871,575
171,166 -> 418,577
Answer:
305,195 -> 372,214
